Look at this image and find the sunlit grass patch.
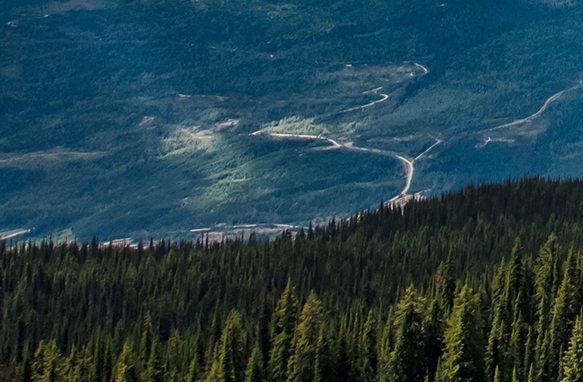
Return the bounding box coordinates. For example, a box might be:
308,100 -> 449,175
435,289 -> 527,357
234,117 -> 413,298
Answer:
261,116 -> 332,136
159,126 -> 222,156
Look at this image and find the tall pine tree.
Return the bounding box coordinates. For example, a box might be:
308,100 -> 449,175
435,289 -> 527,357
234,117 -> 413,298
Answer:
435,285 -> 487,382
387,287 -> 426,382
286,291 -> 323,382
269,280 -> 298,382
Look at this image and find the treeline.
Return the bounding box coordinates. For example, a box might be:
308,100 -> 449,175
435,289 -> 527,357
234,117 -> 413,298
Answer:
4,178 -> 583,380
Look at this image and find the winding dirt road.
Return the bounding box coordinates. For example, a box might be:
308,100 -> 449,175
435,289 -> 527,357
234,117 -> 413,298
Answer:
251,129 -> 441,203
261,132 -> 342,147
413,62 -> 429,75
394,155 -> 414,199
250,62 -> 437,209
339,93 -> 389,114
489,84 -> 580,131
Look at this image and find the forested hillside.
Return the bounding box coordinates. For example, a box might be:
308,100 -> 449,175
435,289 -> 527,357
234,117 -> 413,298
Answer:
3,0 -> 583,239
4,178 -> 583,380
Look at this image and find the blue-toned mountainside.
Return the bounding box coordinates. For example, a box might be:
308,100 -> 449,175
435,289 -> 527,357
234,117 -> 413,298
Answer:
1,0 -> 583,239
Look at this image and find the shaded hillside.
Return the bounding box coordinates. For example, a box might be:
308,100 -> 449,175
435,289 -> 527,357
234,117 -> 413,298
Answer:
2,0 -> 583,240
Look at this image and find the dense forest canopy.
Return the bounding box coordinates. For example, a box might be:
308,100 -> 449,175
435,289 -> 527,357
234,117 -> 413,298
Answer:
3,178 -> 583,380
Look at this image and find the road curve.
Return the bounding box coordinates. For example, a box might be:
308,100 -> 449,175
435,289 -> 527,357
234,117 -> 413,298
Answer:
413,62 -> 429,75
489,84 -> 580,131
395,155 -> 414,197
254,132 -> 342,147
340,93 -> 389,114
251,130 -> 441,203
250,63 -> 435,210
390,138 -> 442,201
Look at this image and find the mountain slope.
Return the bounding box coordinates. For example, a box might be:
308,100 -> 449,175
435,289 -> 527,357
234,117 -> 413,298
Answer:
1,0 -> 583,239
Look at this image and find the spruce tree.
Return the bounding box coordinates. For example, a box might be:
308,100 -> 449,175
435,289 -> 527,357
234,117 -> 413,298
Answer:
377,309 -> 394,382
512,367 -> 519,382
245,344 -> 263,382
314,327 -> 334,382
13,342 -> 32,382
206,310 -> 246,382
186,355 -> 199,382
509,312 -> 527,382
561,315 -> 583,382
145,339 -> 164,382
77,346 -> 93,382
286,291 -> 323,382
507,239 -> 529,322
61,345 -> 77,381
360,309 -> 377,382
435,253 -> 456,313
549,249 -> 580,382
114,343 -> 137,382
138,312 -> 154,370
435,285 -> 487,382
166,330 -> 184,380
32,340 -> 63,382
424,299 -> 444,382
534,234 -> 560,382
269,280 -> 298,382
387,287 -> 426,382
487,309 -> 510,382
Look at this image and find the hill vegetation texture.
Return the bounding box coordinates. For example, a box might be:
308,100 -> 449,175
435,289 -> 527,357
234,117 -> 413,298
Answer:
4,178 -> 583,380
2,0 -> 583,239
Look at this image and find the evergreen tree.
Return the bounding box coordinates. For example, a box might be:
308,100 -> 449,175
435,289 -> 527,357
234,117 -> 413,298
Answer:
186,355 -> 200,382
377,309 -> 394,382
549,249 -> 580,382
76,346 -> 93,382
534,234 -> 560,382
487,238 -> 529,382
166,329 -> 184,380
61,345 -> 77,381
32,340 -> 63,382
509,312 -> 527,382
424,299 -> 444,382
62,345 -> 91,382
206,310 -> 246,382
507,239 -> 529,322
314,327 -> 334,382
360,309 -> 377,382
435,285 -> 487,382
114,343 -> 137,382
245,344 -> 263,382
387,287 -> 426,382
512,367 -> 519,382
269,280 -> 298,382
13,342 -> 32,382
561,314 -> 583,382
145,339 -> 164,382
138,312 -> 154,370
435,253 -> 456,313
286,291 -> 323,382
525,326 -> 536,381
488,306 -> 510,381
